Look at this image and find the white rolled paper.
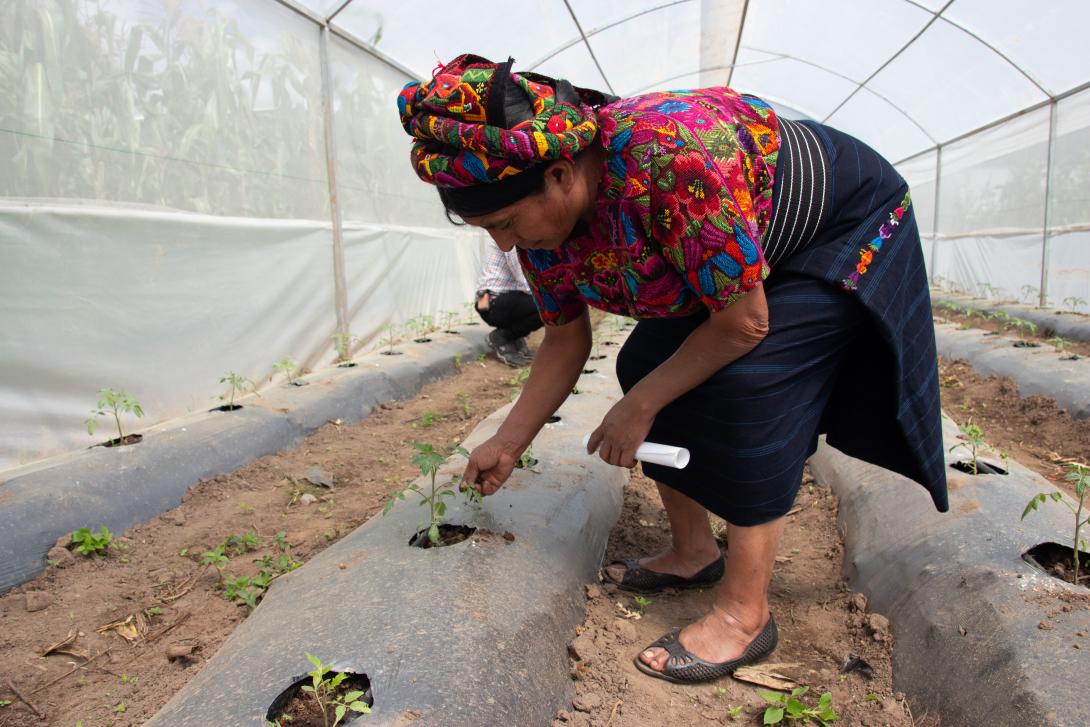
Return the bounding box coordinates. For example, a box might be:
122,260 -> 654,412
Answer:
581,433 -> 690,470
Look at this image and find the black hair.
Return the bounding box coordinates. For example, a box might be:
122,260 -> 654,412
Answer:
438,161 -> 549,224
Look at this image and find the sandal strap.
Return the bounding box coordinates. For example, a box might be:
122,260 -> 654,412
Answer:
641,616 -> 779,683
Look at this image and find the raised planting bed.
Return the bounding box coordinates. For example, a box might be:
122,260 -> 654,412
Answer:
0,328 -> 488,595
933,294 -> 1090,347
145,366 -> 626,726
933,322 -> 1090,420
810,415 -> 1090,727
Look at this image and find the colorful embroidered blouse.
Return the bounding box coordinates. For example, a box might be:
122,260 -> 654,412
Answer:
518,88 -> 779,325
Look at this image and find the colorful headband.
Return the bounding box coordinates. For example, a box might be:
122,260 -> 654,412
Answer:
397,54 -> 607,190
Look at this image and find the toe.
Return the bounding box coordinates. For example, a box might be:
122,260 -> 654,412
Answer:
639,647 -> 668,671
604,563 -> 625,584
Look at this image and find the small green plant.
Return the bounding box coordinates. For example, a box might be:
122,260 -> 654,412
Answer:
1022,462 -> 1089,586
463,301 -> 476,323
144,607 -> 164,619
226,531 -> 262,554
1009,317 -> 1038,338
383,441 -> 476,546
201,545 -> 230,571
0,699 -> 11,708
509,367 -> 530,401
633,595 -> 651,614
758,687 -> 838,725
273,530 -> 290,552
332,331 -> 358,364
71,526 -> 113,556
419,314 -> 436,335
727,704 -> 744,721
1049,336 -> 1071,353
85,388 -> 144,442
381,323 -> 401,354
949,422 -> 986,474
301,653 -> 371,727
1021,284 -> 1039,304
441,310 -> 458,331
453,353 -> 463,370
1063,296 -> 1087,313
515,443 -> 539,470
417,410 -> 438,428
272,358 -> 301,384
457,392 -> 473,419
219,371 -> 255,408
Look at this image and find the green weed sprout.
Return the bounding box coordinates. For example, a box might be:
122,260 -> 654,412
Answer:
272,358 -> 300,384
633,595 -> 651,614
1063,296 -> 1087,313
949,422 -> 986,474
302,653 -> 371,727
1022,462 -> 1089,586
219,371 -> 255,408
381,323 -> 401,354
72,526 -> 113,556
509,367 -> 530,401
1021,285 -> 1039,304
457,391 -> 472,419
383,441 -> 475,546
85,388 -> 144,441
418,410 -> 438,428
758,686 -> 838,725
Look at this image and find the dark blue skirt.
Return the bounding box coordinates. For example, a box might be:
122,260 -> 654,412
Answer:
617,121 -> 948,526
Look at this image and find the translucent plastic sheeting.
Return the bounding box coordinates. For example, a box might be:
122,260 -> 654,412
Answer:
826,88 -> 935,165
945,0 -> 1090,97
897,150 -> 938,237
327,35 -> 449,227
729,49 -> 856,122
0,203 -> 336,471
342,225 -> 482,344
1047,232 -> 1090,313
931,234 -> 1045,304
0,0 -> 329,219
1049,88 -> 1090,230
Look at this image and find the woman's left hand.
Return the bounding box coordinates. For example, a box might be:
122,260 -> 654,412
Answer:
586,393 -> 657,468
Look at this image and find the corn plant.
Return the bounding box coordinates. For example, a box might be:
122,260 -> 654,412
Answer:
1063,296 -> 1087,313
949,422 -> 986,474
1022,462 -> 1089,586
85,388 -> 144,441
272,358 -> 300,384
219,372 -> 255,408
301,654 -> 371,727
383,441 -> 478,546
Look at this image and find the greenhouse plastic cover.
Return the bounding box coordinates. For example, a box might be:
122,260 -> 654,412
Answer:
2,0 -> 1089,471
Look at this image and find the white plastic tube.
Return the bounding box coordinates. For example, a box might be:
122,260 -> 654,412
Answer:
581,433 -> 690,469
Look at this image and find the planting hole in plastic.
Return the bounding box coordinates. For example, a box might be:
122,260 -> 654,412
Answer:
581,368 -> 597,374
94,434 -> 143,448
413,337 -> 432,343
380,350 -> 403,356
949,460 -> 1008,475
1022,542 -> 1090,589
409,524 -> 476,548
266,671 -> 372,726
1013,341 -> 1041,348
588,355 -> 607,361
337,361 -> 358,368
547,415 -> 562,423
211,404 -> 242,412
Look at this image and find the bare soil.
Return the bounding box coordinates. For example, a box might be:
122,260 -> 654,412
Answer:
937,357 -> 1090,495
557,469 -> 929,727
0,355 -> 516,727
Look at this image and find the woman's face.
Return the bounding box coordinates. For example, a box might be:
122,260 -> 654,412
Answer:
462,158 -> 596,252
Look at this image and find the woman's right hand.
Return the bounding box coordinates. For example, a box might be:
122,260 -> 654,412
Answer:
462,435 -> 520,496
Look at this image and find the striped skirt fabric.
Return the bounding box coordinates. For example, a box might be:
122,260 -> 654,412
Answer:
616,119 -> 948,525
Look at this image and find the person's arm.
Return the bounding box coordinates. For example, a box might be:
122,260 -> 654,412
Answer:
463,309 -> 592,494
587,284 -> 769,466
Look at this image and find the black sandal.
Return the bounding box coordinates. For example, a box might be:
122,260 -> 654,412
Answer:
633,616 -> 779,684
603,552 -> 725,593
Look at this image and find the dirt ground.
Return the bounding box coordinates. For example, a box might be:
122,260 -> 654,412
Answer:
556,468 -> 925,727
0,353 -> 517,727
937,357 -> 1090,495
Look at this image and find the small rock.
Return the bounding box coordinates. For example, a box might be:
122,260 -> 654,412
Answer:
1038,620 -> 1054,631
555,709 -> 572,722
299,493 -> 318,505
585,583 -> 602,600
47,546 -> 76,568
865,614 -> 892,642
302,467 -> 334,488
25,591 -> 52,612
54,532 -> 73,550
611,619 -> 638,644
166,643 -> 197,661
849,592 -> 868,613
572,692 -> 602,712
569,633 -> 596,662
602,582 -> 618,595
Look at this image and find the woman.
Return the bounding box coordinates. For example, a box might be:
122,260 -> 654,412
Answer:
397,55 -> 948,684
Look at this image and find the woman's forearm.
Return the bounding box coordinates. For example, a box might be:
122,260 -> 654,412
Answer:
629,286 -> 769,415
495,313 -> 592,452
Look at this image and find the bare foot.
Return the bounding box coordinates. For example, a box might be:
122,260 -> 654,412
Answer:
638,606 -> 768,672
605,546 -> 721,585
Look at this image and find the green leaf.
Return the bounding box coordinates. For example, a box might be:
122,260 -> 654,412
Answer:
435,501 -> 446,517
334,704 -> 346,724
349,701 -> 371,713
763,706 -> 784,724
1021,494 -> 1045,520
305,653 -> 322,670
756,689 -> 784,704
428,523 -> 440,544
329,672 -> 347,688
342,691 -> 364,702
785,698 -> 805,717
790,686 -> 809,697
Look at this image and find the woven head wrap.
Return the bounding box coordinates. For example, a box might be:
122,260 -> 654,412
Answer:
397,54 -> 612,215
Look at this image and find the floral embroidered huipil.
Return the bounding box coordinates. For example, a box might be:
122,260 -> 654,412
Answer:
518,88 -> 779,325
